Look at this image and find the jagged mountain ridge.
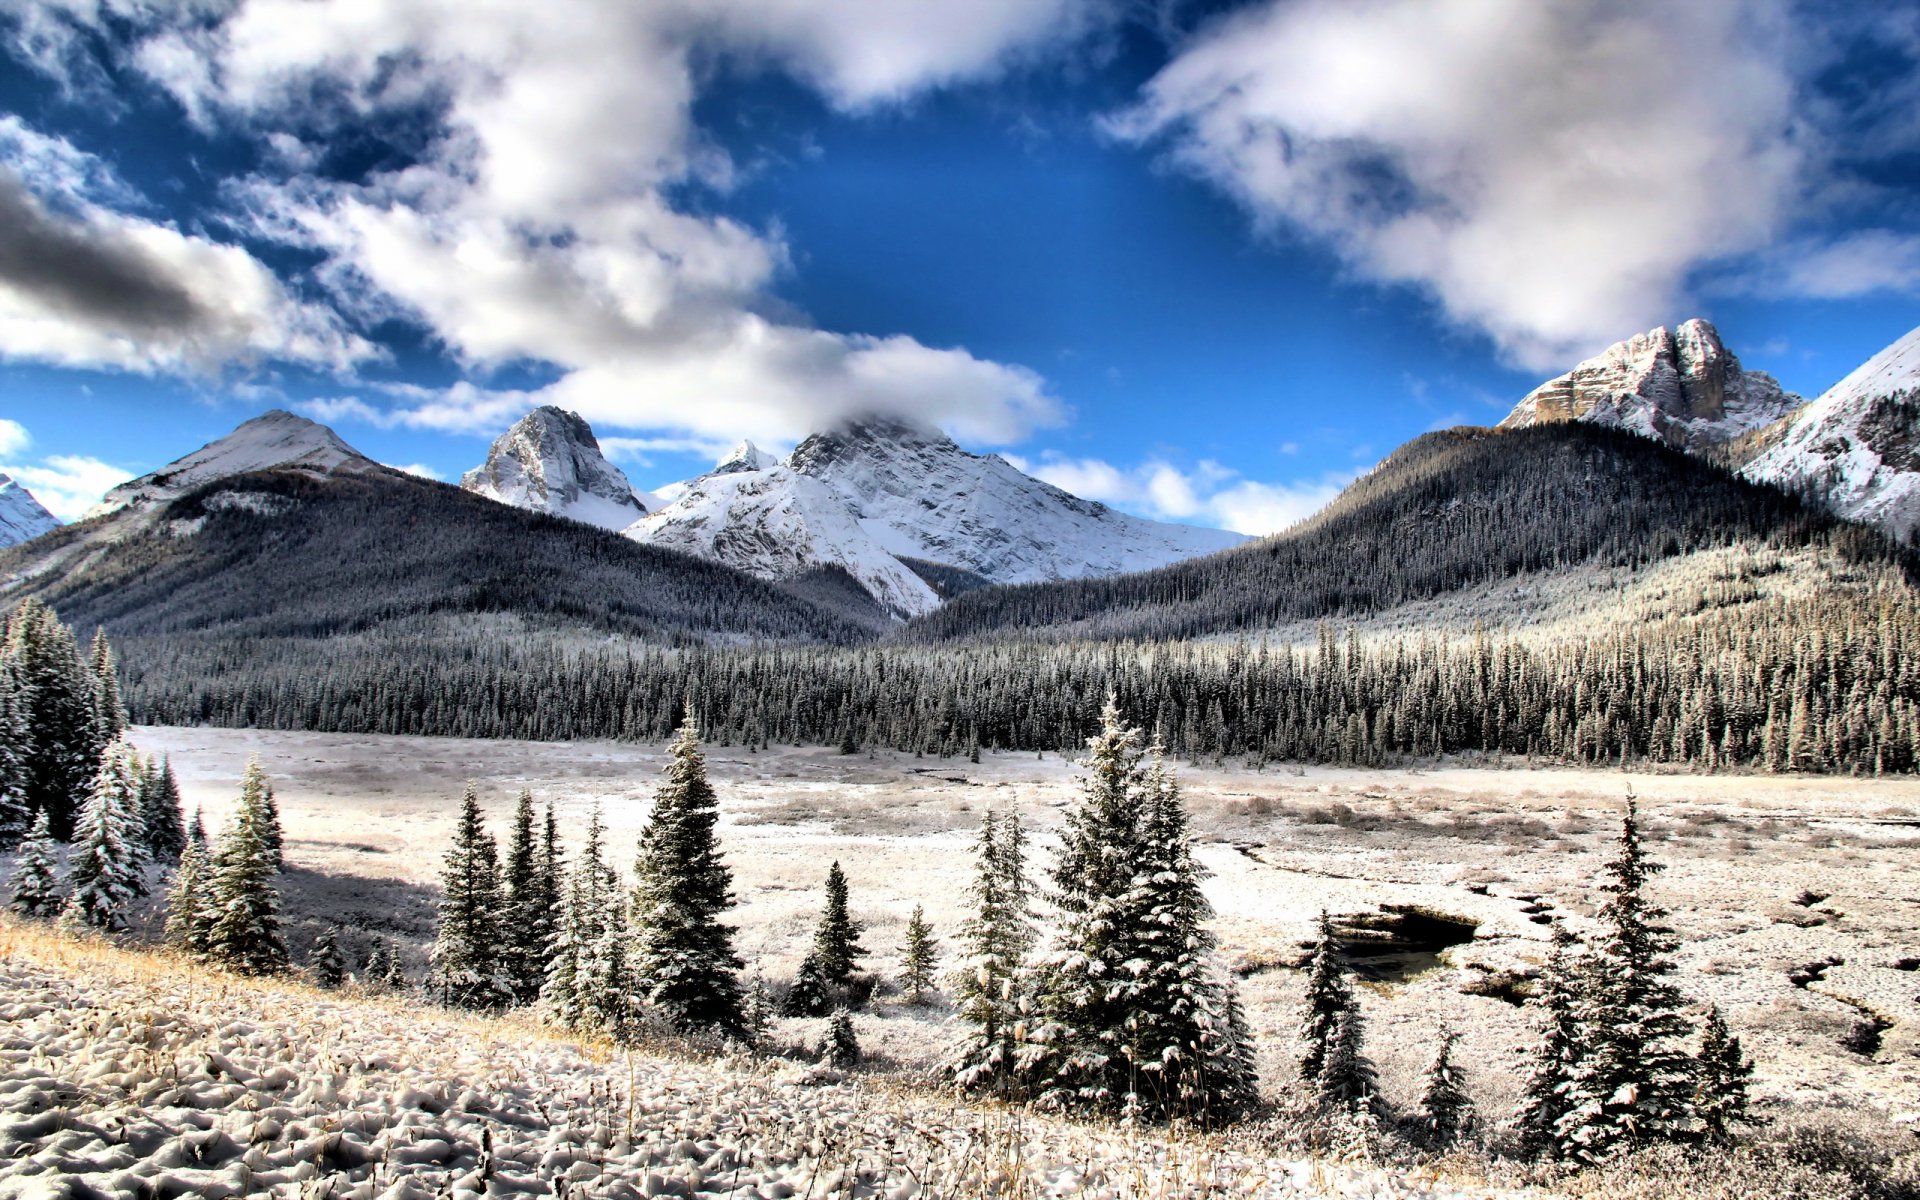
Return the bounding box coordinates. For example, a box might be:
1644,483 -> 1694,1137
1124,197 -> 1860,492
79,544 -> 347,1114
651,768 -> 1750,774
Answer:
460,406 -> 650,531
628,415 -> 1246,617
1498,318 -> 1802,452
0,473 -> 57,548
87,410 -> 375,522
1740,324 -> 1920,542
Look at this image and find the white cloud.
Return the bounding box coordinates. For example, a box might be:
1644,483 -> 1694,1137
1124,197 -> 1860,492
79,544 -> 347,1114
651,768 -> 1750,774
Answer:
0,452 -> 130,520
384,462 -> 443,480
1752,230 -> 1920,299
1031,453 -> 1352,535
1115,0 -> 1806,370
0,418 -> 28,459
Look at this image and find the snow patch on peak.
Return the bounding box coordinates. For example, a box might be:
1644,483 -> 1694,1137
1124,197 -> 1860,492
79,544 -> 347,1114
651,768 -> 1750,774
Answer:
88,410 -> 372,520
1499,319 -> 1800,452
0,472 -> 58,547
712,440 -> 779,476
462,406 -> 649,532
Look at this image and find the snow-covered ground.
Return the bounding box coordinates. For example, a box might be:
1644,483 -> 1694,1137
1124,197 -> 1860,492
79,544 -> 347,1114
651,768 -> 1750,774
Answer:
0,921 -> 1528,1199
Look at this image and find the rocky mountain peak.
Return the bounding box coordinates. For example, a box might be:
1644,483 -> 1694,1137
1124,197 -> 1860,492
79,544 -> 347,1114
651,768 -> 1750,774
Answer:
88,410 -> 374,520
711,440 -> 779,476
462,406 -> 648,532
0,472 -> 58,547
1499,318 -> 1800,452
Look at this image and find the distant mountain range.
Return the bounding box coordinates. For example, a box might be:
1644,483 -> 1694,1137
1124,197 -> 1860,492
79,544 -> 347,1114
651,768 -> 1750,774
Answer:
0,473 -> 56,548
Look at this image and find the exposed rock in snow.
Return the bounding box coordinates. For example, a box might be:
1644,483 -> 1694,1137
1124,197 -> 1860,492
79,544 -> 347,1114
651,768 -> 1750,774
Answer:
1499,318 -> 1801,453
0,473 -> 57,547
628,415 -> 1245,618
711,440 -> 778,476
86,410 -> 375,521
461,406 -> 649,531
1741,324 -> 1920,541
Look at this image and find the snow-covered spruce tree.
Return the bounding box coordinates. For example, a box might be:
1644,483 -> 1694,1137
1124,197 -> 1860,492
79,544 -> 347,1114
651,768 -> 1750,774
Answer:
899,904 -> 938,1003
8,810 -> 61,917
498,789 -> 551,1004
1556,796 -> 1700,1162
1297,911 -> 1357,1096
87,628 -> 128,748
1417,1027 -> 1474,1150
949,809 -> 1035,1095
60,739 -> 147,932
824,1008 -> 861,1068
630,712 -> 746,1035
364,937 -> 406,990
6,601 -> 104,841
541,805 -> 629,1038
429,785 -> 508,1009
234,759 -> 286,871
164,835 -> 212,957
782,952 -> 834,1018
1513,923 -> 1587,1160
138,756 -> 187,865
310,927 -> 346,989
1314,997 -> 1378,1118
0,657 -> 32,847
203,764 -> 289,976
1019,700 -> 1256,1122
810,860 -> 867,986
1695,1004 -> 1754,1143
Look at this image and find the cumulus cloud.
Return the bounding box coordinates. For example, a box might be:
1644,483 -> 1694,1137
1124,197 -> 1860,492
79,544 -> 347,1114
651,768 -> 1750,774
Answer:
0,452 -> 130,520
384,462 -> 443,480
1029,453 -> 1353,536
16,0 -> 1100,445
1115,0 -> 1807,369
0,418 -> 28,459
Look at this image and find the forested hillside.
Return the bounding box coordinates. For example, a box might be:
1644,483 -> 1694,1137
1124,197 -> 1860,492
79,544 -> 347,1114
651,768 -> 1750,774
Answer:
905,424 -> 1910,643
0,468 -> 884,644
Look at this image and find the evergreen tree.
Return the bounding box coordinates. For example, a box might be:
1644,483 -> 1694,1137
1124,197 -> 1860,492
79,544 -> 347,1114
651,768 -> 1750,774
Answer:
1019,700 -> 1256,1122
1314,1000 -> 1378,1117
742,967 -> 773,1046
364,937 -> 407,989
782,953 -> 834,1018
138,757 -> 187,864
1695,1004 -> 1754,1142
899,904 -> 938,1003
309,927 -> 346,988
499,789 -> 551,1004
0,658 -> 31,847
630,712 -> 745,1034
429,785 -> 508,1009
824,1007 -> 861,1068
7,601 -> 103,840
949,809 -> 1034,1094
1513,923 -> 1587,1160
809,860 -> 866,985
60,740 -> 146,931
1297,911 -> 1357,1092
1417,1027 -> 1474,1150
1556,797 -> 1700,1161
540,805 -> 628,1038
235,759 -> 285,871
87,628 -> 128,747
203,764 -> 289,976
164,835 -> 213,957
186,807 -> 207,850
7,810 -> 61,917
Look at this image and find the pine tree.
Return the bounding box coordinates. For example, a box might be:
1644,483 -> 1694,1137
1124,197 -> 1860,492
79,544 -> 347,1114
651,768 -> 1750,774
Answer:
429,785 -> 508,1009
949,809 -> 1035,1094
7,810 -> 61,918
630,712 -> 746,1034
1019,700 -> 1256,1122
824,1008 -> 861,1068
1298,911 -> 1356,1092
899,904 -> 938,1003
203,763 -> 289,976
138,757 -> 187,864
540,806 -> 627,1038
164,836 -> 213,957
1556,796 -> 1700,1161
7,601 -> 104,840
809,860 -> 866,986
1314,1000 -> 1377,1117
364,937 -> 406,989
235,759 -> 285,871
1695,1004 -> 1754,1142
1514,923 -> 1586,1160
742,966 -> 773,1045
309,927 -> 346,988
87,628 -> 128,747
1417,1027 -> 1474,1150
499,789 -> 550,1004
60,739 -> 146,931
782,953 -> 834,1018
0,658 -> 32,847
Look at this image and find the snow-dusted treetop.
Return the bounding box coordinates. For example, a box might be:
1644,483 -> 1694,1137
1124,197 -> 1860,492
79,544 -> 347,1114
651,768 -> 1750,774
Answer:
461,405 -> 649,532
1499,318 -> 1801,453
628,412 -> 1247,618
86,410 -> 374,521
0,473 -> 58,548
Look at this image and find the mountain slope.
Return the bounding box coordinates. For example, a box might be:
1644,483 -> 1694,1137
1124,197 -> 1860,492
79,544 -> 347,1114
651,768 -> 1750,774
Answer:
1740,324 -> 1920,541
1499,318 -> 1800,452
0,473 -> 57,547
905,423 -> 1906,643
0,415 -> 879,646
461,405 -> 649,531
628,416 -> 1246,617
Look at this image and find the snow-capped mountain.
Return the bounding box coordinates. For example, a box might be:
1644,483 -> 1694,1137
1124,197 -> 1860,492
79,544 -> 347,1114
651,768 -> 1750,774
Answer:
1741,323 -> 1920,541
627,415 -> 1246,618
87,410 -> 376,521
0,473 -> 57,547
461,406 -> 649,531
1499,319 -> 1801,452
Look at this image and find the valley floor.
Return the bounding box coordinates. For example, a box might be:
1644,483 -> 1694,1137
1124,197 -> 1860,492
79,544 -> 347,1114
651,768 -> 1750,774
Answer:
128,725 -> 1920,1135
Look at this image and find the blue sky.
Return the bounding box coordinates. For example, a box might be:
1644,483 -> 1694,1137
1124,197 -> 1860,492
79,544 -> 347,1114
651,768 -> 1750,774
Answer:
0,1 -> 1917,531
